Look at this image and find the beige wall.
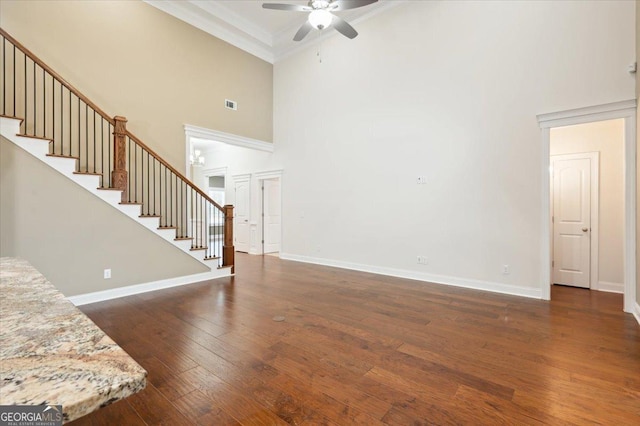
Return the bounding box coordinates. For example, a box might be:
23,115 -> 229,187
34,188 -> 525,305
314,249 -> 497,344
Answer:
551,119 -> 624,287
0,136 -> 209,297
0,0 -> 273,174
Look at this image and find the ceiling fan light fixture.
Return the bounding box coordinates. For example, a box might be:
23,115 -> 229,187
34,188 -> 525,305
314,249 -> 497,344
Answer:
308,9 -> 332,30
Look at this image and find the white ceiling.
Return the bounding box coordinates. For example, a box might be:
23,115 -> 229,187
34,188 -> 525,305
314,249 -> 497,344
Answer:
144,0 -> 404,63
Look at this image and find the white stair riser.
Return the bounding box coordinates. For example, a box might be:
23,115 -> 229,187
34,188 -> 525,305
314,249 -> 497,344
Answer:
45,156 -> 78,176
0,120 -> 21,136
0,117 -> 228,277
117,204 -> 142,218
13,136 -> 50,157
73,174 -> 102,191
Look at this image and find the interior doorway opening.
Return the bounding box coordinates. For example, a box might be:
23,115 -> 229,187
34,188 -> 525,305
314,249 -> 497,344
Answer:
255,171 -> 283,257
550,120 -> 624,294
537,100 -> 636,313
202,167 -> 227,256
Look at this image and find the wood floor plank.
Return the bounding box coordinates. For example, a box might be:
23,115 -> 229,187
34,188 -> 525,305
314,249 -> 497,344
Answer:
68,400 -> 145,426
70,253 -> 639,425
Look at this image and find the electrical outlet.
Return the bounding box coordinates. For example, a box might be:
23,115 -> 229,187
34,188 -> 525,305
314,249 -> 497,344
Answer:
417,176 -> 426,184
417,256 -> 428,265
104,268 -> 111,279
502,264 -> 510,275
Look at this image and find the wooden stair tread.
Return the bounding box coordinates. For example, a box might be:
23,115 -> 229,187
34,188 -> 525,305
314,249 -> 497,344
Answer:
139,214 -> 161,218
47,153 -> 79,160
190,247 -> 208,251
120,202 -> 142,205
97,187 -> 122,191
204,256 -> 221,260
174,237 -> 193,241
16,133 -> 52,142
0,114 -> 24,123
73,171 -> 102,176
158,226 -> 177,230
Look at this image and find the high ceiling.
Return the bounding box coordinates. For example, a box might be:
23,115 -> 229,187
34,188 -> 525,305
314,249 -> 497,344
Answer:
144,0 -> 404,63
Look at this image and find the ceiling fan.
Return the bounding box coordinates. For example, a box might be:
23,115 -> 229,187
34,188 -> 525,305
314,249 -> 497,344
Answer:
262,0 -> 379,41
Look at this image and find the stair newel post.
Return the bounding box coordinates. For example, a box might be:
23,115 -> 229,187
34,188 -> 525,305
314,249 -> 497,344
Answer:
223,204 -> 235,273
112,116 -> 128,203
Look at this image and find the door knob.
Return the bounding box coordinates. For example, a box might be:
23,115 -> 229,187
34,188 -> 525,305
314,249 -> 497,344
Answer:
582,227 -> 589,232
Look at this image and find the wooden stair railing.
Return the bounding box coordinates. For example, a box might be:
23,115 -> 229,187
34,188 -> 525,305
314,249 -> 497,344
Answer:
0,28 -> 234,271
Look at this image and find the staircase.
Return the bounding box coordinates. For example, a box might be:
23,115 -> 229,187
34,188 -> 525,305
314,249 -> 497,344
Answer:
0,28 -> 234,279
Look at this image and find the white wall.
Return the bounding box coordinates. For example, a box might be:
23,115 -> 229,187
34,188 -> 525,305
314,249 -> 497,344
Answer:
272,0 -> 635,296
550,119 -> 624,290
200,142 -> 281,253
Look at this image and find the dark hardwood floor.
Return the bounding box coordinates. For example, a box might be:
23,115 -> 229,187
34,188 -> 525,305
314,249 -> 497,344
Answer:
71,254 -> 639,425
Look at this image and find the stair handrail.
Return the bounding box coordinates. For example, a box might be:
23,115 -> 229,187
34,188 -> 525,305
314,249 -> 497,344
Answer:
124,131 -> 223,211
0,28 -> 221,209
0,28 -> 114,126
1,27 -> 234,270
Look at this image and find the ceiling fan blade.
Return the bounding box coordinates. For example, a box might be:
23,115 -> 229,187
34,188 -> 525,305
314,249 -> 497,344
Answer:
263,3 -> 312,12
331,0 -> 378,11
293,20 -> 314,41
331,15 -> 358,39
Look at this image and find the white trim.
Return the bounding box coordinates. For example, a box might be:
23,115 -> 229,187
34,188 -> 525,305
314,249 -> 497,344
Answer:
253,169 -> 284,180
232,174 -> 252,253
596,281 -> 624,294
633,302 -> 640,325
144,0 -> 407,64
185,124 -> 273,152
623,114 -> 637,313
280,253 -> 542,300
143,0 -> 274,63
541,127 -> 552,298
190,1 -> 274,47
67,270 -> 229,306
537,100 -> 637,128
550,152 -> 599,290
231,173 -> 252,183
202,166 -> 228,179
254,170 -> 284,255
537,100 -> 636,313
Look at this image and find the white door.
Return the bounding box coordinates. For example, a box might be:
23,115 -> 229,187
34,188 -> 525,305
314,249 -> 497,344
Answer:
234,180 -> 250,253
552,156 -> 591,288
263,179 -> 281,254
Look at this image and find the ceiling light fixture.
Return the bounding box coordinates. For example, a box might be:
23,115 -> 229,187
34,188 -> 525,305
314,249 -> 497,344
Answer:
308,9 -> 333,30
190,149 -> 205,167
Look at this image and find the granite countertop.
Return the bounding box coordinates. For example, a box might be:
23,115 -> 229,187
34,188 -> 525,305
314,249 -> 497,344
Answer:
0,257 -> 147,423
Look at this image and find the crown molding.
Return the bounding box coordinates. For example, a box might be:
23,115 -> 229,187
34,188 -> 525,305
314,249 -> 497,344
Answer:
185,124 -> 274,153
190,1 -> 275,46
144,0 -> 407,64
144,0 -> 275,63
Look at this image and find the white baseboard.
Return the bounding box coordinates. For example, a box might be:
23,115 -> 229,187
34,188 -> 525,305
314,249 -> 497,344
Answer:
633,302 -> 640,325
279,253 -> 542,300
596,281 -> 624,293
67,270 -> 231,306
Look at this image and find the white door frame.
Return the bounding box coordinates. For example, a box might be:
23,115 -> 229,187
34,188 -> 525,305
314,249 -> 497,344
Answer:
537,99 -> 636,313
254,170 -> 283,255
550,152 -> 599,289
201,166 -> 227,192
232,173 -> 251,253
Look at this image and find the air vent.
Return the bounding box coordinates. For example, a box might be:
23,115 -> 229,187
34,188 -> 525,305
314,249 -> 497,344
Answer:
225,99 -> 237,111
